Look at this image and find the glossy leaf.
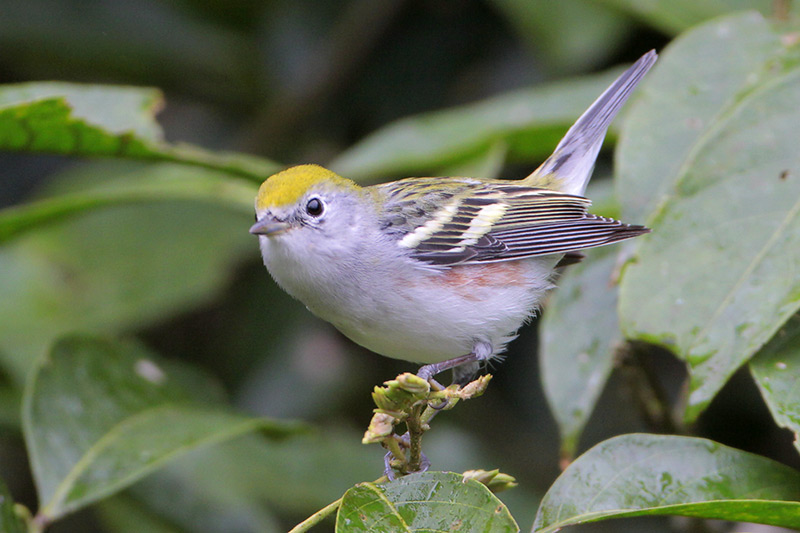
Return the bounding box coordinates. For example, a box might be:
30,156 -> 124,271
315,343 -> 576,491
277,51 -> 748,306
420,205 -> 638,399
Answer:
616,11 -> 791,222
331,68 -> 626,181
750,313 -> 800,453
337,472 -> 518,532
0,477 -> 27,533
617,12 -> 800,421
540,179 -> 628,458
0,82 -> 278,179
22,335 -> 298,520
533,434 -> 800,532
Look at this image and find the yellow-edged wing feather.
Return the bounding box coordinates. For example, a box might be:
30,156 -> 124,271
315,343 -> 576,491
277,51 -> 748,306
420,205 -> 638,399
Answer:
376,179 -> 648,267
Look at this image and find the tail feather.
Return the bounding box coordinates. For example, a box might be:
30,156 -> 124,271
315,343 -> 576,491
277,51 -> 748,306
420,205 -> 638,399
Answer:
526,50 -> 657,195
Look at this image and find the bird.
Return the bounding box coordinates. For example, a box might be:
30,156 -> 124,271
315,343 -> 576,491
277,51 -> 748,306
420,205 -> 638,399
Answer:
250,50 -> 656,383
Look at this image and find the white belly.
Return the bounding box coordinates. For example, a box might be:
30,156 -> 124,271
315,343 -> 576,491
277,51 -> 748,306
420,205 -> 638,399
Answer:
313,258 -> 557,364
261,234 -> 557,364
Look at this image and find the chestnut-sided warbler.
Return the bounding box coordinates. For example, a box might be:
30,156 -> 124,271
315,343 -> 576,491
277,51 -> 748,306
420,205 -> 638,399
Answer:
251,50 -> 656,381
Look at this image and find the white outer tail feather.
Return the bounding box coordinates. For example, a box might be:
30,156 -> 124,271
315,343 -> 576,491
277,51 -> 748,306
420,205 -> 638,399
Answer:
526,50 -> 658,196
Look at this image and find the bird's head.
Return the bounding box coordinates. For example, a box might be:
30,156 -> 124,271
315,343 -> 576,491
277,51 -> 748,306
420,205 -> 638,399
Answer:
250,164 -> 364,240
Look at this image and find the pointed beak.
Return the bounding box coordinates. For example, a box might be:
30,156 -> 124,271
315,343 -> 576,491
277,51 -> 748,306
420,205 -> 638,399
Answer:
250,216 -> 290,236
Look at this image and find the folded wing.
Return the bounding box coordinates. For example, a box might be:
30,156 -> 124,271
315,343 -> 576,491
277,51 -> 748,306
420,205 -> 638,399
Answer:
399,183 -> 648,267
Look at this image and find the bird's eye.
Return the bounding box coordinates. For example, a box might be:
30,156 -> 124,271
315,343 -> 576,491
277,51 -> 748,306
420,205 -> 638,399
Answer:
306,197 -> 324,217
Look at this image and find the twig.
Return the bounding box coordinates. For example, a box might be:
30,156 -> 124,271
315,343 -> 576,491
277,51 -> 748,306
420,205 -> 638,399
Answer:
406,404 -> 425,472
288,497 -> 343,533
363,372 -> 491,478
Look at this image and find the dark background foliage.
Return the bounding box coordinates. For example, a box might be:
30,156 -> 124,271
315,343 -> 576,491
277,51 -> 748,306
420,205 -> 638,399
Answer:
1,1 -> 799,531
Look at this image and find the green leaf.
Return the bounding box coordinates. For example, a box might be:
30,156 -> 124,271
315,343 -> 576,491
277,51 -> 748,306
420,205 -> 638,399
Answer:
101,429 -> 395,533
96,496 -> 182,533
533,434 -> 800,532
0,384 -> 20,429
337,472 -> 518,532
0,83 -> 163,141
0,82 -> 278,179
0,163 -> 255,243
22,334 -> 298,520
0,477 -> 27,533
159,426 -> 492,519
141,431 -> 383,517
119,467 -> 282,533
437,141 -> 508,179
617,11 -> 788,222
330,68 -> 627,181
541,246 -> 621,459
0,162 -> 258,382
617,12 -> 800,422
595,0 -> 784,35
540,178 -> 627,458
750,313 -> 800,453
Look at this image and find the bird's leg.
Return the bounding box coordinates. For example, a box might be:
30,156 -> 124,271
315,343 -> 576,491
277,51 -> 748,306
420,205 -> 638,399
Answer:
417,340 -> 492,414
427,378 -> 450,410
416,340 -> 493,382
417,353 -> 476,381
384,450 -> 396,480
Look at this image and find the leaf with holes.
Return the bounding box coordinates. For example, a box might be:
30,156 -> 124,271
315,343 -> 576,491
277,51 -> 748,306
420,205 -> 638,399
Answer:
336,472 -> 518,532
0,82 -> 277,179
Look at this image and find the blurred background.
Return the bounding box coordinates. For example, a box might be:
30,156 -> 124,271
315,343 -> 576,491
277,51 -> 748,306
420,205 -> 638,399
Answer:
0,1 -> 797,531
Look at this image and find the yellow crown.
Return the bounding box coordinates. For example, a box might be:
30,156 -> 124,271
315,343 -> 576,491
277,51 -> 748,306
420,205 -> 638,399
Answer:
256,164 -> 356,210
